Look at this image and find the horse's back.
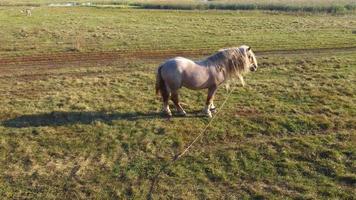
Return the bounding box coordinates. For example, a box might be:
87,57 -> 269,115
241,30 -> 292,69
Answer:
160,57 -> 211,90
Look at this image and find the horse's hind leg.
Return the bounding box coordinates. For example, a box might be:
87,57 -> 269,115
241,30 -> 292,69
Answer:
161,87 -> 172,117
171,90 -> 186,116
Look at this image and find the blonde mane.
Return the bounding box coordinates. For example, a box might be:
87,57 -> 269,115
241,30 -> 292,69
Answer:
204,47 -> 249,79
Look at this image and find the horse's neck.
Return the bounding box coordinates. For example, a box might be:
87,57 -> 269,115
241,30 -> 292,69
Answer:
208,63 -> 228,85
196,59 -> 228,85
195,59 -> 208,66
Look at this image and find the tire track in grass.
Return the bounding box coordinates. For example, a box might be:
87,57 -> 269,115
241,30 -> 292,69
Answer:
0,46 -> 355,68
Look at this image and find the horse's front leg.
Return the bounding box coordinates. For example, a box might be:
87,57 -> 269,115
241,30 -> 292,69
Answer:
171,90 -> 186,116
238,74 -> 245,87
204,85 -> 217,118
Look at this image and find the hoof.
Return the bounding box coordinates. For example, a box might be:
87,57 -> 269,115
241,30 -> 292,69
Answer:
203,111 -> 212,118
210,107 -> 217,113
163,110 -> 172,118
203,108 -> 212,118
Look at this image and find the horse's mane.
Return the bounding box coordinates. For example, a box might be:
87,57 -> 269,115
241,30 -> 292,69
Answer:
204,47 -> 249,78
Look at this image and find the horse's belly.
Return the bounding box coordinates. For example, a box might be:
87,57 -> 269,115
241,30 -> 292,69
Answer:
181,73 -> 211,90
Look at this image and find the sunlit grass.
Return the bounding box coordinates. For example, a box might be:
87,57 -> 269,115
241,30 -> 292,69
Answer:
0,50 -> 355,199
0,5 -> 355,199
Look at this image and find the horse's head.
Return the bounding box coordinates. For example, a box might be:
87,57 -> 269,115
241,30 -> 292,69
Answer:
247,47 -> 258,72
240,45 -> 258,72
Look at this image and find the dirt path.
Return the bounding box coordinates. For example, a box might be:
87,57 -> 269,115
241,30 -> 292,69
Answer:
0,46 -> 355,67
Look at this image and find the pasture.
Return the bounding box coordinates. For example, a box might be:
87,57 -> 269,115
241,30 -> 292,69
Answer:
0,3 -> 355,200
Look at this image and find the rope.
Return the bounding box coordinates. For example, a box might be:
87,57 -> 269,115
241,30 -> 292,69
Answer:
174,87 -> 235,161
147,86 -> 235,199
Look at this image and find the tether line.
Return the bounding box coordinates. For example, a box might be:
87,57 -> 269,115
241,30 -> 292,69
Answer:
147,87 -> 235,200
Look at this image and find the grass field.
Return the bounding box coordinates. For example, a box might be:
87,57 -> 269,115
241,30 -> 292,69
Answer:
0,4 -> 356,200
0,7 -> 355,57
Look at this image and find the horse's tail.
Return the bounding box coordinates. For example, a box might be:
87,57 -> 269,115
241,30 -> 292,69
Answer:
155,65 -> 165,96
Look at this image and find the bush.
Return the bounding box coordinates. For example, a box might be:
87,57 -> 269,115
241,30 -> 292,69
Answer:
127,2 -> 355,13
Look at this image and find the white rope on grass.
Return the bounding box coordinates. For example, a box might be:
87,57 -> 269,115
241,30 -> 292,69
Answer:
148,87 -> 236,199
174,87 -> 235,161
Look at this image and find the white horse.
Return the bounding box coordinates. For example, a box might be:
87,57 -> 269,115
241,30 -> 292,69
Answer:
21,7 -> 33,16
156,45 -> 258,117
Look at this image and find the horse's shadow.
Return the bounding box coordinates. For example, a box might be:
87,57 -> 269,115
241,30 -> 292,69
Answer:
2,111 -> 162,128
2,110 -> 204,128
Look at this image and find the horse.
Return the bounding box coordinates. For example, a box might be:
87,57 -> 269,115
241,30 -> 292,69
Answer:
20,7 -> 33,16
155,45 -> 258,118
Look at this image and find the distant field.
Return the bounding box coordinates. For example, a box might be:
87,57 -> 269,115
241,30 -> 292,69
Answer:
0,5 -> 355,200
1,0 -> 355,13
0,7 -> 355,57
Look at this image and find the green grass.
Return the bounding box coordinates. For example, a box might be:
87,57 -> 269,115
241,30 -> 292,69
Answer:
0,6 -> 355,199
0,49 -> 355,199
0,7 -> 355,57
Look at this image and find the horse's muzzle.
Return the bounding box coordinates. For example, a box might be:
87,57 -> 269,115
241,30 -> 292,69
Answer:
250,64 -> 257,72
